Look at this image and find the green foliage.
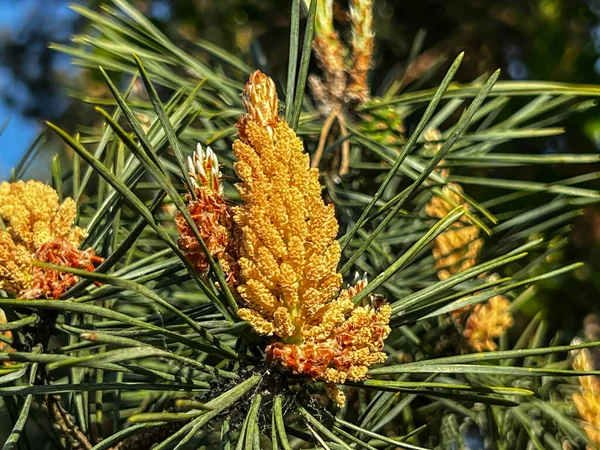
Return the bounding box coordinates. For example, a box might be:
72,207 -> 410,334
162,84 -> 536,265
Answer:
1,1 -> 600,449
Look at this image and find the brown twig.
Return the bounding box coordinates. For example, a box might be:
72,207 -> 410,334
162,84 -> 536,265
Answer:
43,395 -> 93,450
337,113 -> 351,176
311,107 -> 340,170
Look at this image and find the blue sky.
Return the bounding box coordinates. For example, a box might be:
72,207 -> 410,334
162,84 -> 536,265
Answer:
0,0 -> 171,181
0,1 -> 41,180
0,0 -> 34,28
0,106 -> 39,181
0,0 -> 71,181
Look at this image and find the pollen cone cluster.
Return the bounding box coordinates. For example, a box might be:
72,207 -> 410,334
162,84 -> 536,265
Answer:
462,295 -> 512,352
229,70 -> 391,404
424,182 -> 483,280
571,346 -> 600,449
424,129 -> 512,351
0,181 -> 102,299
176,144 -> 238,283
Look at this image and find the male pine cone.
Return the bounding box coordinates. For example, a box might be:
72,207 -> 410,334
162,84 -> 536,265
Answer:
179,70 -> 392,404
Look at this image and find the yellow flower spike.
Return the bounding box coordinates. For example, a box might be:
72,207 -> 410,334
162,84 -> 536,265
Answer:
424,129 -> 512,351
0,181 -> 87,251
0,180 -> 102,299
234,71 -> 342,338
425,181 -> 484,280
232,70 -> 391,401
424,127 -> 483,280
0,232 -> 32,296
571,344 -> 600,450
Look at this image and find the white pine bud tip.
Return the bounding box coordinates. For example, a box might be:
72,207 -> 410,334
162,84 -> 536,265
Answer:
196,142 -> 204,158
205,147 -> 213,166
195,157 -> 207,179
